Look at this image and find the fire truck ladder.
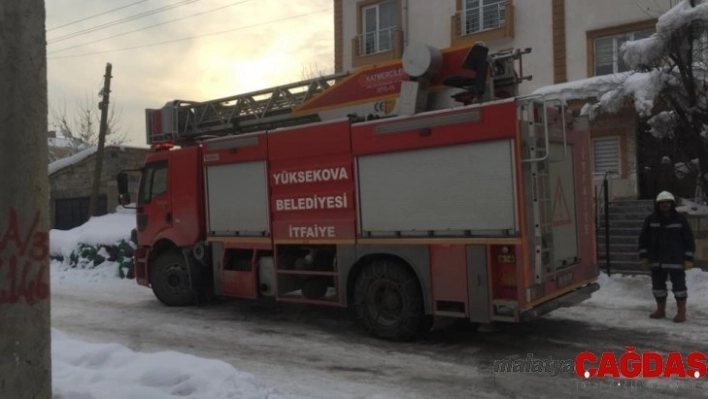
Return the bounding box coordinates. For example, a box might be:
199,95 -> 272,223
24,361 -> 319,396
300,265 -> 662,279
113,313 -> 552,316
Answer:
146,71 -> 349,145
519,95 -> 554,287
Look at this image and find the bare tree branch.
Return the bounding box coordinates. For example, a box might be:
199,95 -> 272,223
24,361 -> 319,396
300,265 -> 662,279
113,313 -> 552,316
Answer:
48,94 -> 126,162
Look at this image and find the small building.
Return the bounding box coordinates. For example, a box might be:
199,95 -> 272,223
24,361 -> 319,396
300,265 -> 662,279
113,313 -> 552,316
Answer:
49,145 -> 150,230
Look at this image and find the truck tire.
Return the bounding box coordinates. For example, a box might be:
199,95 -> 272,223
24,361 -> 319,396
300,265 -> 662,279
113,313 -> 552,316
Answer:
353,259 -> 430,341
151,251 -> 194,307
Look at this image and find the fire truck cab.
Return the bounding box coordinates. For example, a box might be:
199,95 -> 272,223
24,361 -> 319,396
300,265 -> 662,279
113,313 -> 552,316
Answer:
118,42 -> 600,341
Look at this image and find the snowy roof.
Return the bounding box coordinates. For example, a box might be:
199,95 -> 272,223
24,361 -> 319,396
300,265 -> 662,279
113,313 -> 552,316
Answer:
48,144 -> 150,176
48,137 -> 80,149
622,0 -> 708,70
531,72 -> 631,101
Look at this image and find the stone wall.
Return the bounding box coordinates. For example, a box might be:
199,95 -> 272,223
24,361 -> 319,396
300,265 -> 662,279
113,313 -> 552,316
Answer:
49,146 -> 149,228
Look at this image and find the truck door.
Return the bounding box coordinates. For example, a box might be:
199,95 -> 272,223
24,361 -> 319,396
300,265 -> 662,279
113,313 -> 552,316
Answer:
136,159 -> 172,244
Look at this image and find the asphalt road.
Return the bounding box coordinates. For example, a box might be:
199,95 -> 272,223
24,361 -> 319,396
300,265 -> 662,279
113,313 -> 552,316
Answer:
51,280 -> 708,399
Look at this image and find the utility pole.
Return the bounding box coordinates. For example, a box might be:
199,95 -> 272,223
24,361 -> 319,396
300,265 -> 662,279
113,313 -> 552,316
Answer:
89,63 -> 113,217
0,1 -> 52,398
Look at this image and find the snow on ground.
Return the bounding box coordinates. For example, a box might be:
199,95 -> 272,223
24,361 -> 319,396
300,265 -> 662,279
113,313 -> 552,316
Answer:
50,205 -> 135,258
48,206 -> 708,397
52,328 -> 286,399
550,268 -> 708,343
51,206 -> 269,398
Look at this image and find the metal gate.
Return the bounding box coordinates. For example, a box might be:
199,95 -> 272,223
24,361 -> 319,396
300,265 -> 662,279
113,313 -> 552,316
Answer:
54,195 -> 107,230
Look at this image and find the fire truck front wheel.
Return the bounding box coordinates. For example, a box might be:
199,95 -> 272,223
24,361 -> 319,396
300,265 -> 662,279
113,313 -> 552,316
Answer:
353,259 -> 430,341
151,251 -> 195,307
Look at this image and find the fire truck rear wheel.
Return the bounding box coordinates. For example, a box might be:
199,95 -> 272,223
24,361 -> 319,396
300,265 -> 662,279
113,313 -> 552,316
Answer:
353,259 -> 430,341
151,251 -> 195,307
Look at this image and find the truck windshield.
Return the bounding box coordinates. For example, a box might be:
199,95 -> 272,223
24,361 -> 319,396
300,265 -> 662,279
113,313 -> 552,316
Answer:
138,160 -> 168,205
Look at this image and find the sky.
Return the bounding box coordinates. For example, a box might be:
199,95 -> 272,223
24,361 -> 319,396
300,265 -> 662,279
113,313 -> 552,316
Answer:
45,0 -> 335,146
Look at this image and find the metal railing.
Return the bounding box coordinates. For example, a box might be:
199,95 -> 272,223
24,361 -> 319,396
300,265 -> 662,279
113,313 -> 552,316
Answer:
594,171 -> 617,275
454,1 -> 507,37
354,26 -> 398,56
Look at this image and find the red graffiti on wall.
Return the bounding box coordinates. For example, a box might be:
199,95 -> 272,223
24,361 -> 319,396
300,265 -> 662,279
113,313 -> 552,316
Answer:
0,207 -> 49,305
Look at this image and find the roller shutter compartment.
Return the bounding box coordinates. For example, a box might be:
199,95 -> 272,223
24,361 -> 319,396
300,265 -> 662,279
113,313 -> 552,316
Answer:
205,161 -> 269,236
356,140 -> 517,236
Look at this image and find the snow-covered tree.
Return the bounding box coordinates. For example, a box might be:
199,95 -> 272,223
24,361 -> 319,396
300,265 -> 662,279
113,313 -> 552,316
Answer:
583,0 -> 708,199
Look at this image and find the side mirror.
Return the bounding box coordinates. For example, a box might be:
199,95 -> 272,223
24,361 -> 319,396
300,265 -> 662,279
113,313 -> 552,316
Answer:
118,193 -> 132,206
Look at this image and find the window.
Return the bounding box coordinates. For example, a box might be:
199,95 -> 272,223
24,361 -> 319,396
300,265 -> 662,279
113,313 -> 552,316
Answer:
592,136 -> 621,175
360,0 -> 397,55
138,160 -> 168,205
462,0 -> 506,35
594,29 -> 654,75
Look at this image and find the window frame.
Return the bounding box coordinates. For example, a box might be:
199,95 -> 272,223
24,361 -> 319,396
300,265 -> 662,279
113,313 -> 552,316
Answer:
360,0 -> 397,55
461,0 -> 507,36
592,29 -> 654,76
592,136 -> 622,177
586,19 -> 657,78
138,160 -> 168,206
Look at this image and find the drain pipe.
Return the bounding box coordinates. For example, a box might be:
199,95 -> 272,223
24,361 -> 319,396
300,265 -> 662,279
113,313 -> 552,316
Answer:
604,171 -> 611,276
402,0 -> 409,48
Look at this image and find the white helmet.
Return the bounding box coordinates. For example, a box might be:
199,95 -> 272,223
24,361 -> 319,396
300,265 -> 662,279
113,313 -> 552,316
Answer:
656,191 -> 675,203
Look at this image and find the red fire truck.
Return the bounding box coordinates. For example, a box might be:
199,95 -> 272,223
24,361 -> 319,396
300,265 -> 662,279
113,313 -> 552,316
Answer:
118,43 -> 600,340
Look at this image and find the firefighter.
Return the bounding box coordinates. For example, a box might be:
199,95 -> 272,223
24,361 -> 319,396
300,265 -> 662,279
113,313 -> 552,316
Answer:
638,191 -> 695,323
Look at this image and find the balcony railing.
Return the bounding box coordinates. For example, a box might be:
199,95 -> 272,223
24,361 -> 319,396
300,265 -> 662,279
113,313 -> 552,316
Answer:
454,1 -> 508,37
353,26 -> 399,57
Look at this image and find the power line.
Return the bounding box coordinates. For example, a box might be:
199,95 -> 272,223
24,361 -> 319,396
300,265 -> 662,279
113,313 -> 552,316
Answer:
49,0 -> 256,55
48,0 -> 151,32
49,0 -> 202,44
49,8 -> 333,60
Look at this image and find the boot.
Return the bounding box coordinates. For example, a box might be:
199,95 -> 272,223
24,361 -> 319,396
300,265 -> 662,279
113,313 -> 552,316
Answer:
650,299 -> 666,319
674,300 -> 686,323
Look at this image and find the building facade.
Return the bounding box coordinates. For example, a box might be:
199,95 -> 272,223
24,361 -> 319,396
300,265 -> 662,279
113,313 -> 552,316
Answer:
334,0 -> 678,199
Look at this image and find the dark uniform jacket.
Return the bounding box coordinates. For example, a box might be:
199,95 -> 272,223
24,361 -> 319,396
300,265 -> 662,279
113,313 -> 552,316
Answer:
638,208 -> 695,270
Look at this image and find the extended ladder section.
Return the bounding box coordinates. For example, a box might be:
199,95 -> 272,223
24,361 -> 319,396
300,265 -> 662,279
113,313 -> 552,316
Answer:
518,95 -> 567,286
145,71 -> 348,146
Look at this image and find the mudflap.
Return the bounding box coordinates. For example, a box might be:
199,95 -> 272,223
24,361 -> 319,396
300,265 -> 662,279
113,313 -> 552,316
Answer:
134,246 -> 149,287
519,282 -> 600,322
181,247 -> 212,306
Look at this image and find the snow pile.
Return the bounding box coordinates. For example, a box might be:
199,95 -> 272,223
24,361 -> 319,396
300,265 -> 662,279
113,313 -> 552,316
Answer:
548,1 -> 708,120
591,268 -> 708,305
48,136 -> 87,149
583,70 -> 676,119
49,146 -> 98,175
622,0 -> 708,70
552,269 -> 708,338
52,329 -> 286,399
647,111 -> 678,138
677,197 -> 708,214
50,206 -> 136,258
532,72 -> 631,101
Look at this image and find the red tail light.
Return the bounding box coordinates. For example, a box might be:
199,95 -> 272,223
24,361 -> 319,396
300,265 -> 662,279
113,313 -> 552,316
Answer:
491,245 -> 517,299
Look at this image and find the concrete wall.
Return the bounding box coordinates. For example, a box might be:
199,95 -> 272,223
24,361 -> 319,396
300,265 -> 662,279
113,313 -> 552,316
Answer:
49,146 -> 149,228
